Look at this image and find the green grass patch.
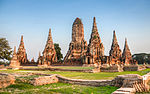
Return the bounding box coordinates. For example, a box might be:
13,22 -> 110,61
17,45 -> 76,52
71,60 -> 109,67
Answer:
1,68 -> 150,80
44,68 -> 150,80
0,69 -> 21,73
0,82 -> 118,94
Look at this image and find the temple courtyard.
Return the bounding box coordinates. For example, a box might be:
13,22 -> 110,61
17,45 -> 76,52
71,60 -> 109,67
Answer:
0,66 -> 150,94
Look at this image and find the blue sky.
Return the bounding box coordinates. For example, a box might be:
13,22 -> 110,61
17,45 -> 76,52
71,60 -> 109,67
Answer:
0,0 -> 150,60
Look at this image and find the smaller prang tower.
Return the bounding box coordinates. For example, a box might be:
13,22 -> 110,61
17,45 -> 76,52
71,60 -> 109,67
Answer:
86,17 -> 104,64
9,46 -> 20,67
122,38 -> 132,65
38,29 -> 57,66
17,36 -> 28,64
109,30 -> 122,65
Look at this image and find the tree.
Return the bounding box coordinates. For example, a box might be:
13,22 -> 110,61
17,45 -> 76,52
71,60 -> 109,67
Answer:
54,43 -> 63,61
0,38 -> 12,64
132,53 -> 150,64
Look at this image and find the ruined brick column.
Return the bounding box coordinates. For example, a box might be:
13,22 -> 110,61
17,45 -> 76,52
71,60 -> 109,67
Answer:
37,51 -> 42,65
17,35 -> 28,64
64,18 -> 87,65
122,38 -> 132,65
9,46 -> 20,67
86,17 -> 104,64
38,29 -> 57,66
109,30 -> 122,65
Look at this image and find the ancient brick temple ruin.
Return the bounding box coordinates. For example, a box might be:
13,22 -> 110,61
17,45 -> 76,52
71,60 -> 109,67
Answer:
85,17 -> 104,65
9,46 -> 20,68
64,17 -> 135,66
9,17 -> 136,67
64,18 -> 88,65
17,35 -> 28,64
122,38 -> 133,65
108,30 -> 123,65
37,29 -> 57,66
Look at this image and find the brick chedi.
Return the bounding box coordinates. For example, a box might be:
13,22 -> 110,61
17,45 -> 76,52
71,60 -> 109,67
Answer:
122,38 -> 132,65
17,35 -> 28,64
64,18 -> 87,64
9,46 -> 20,67
37,51 -> 42,65
31,58 -> 35,63
38,29 -> 57,66
109,31 -> 122,65
86,17 -> 104,64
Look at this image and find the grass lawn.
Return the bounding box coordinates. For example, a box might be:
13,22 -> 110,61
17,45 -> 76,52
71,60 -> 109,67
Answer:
0,68 -> 150,80
0,82 -> 118,94
45,68 -> 150,80
0,68 -> 150,94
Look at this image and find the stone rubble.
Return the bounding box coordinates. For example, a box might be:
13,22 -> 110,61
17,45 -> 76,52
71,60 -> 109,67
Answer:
29,75 -> 58,86
0,73 -> 15,88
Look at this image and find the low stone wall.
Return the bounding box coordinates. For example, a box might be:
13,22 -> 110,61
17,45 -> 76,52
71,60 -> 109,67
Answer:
29,73 -> 150,93
49,68 -> 92,72
52,61 -> 83,66
29,75 -> 58,86
123,65 -> 146,71
138,65 -> 146,71
56,75 -> 112,87
21,63 -> 37,66
100,65 -> 122,72
111,74 -> 143,87
20,67 -> 93,73
146,65 -> 150,68
123,65 -> 139,71
0,73 -> 15,88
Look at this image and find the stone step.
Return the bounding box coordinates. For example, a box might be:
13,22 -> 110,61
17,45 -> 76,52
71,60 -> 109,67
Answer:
112,91 -> 130,94
112,88 -> 135,94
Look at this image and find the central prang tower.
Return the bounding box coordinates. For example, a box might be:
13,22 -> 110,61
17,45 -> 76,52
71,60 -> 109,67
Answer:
64,18 -> 87,64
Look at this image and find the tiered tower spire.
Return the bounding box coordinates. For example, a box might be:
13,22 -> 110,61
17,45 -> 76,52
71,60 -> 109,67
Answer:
17,35 -> 28,64
122,38 -> 132,65
43,29 -> 55,52
64,17 -> 87,62
109,30 -> 122,65
87,17 -> 104,64
38,28 -> 57,66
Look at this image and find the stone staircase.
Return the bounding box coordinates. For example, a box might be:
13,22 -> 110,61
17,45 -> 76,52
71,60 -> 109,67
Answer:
112,73 -> 150,94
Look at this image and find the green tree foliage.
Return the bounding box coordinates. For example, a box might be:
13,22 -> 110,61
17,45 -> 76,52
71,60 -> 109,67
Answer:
54,43 -> 63,61
132,53 -> 150,64
0,38 -> 12,64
